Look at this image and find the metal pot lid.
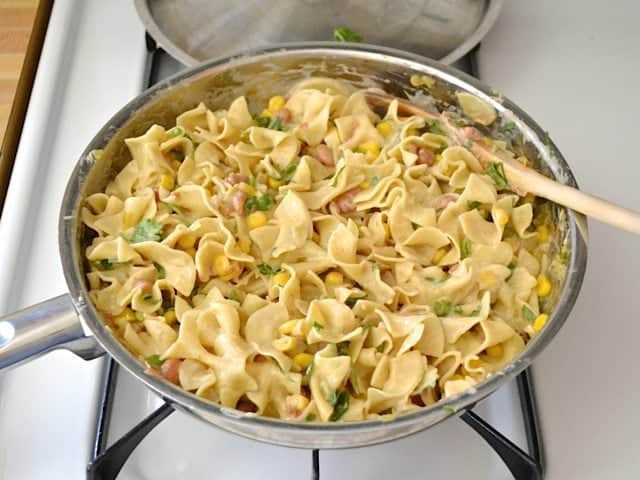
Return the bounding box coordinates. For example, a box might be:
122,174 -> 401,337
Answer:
134,0 -> 504,66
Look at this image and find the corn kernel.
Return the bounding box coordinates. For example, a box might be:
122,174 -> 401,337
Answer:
160,173 -> 175,190
171,159 -> 182,171
268,177 -> 282,189
185,247 -> 196,258
533,313 -> 549,332
467,358 -> 482,369
214,255 -> 232,277
177,234 -> 196,249
268,95 -> 286,112
409,74 -> 422,87
273,335 -> 297,352
358,141 -> 380,162
449,374 -> 465,381
325,271 -> 344,286
376,121 -> 393,137
239,184 -> 256,195
286,394 -> 310,413
537,225 -> 550,243
273,271 -> 291,287
293,352 -> 314,369
406,128 -> 419,138
434,154 -> 442,163
261,108 -> 271,118
279,319 -> 297,335
114,308 -> 135,329
494,208 -> 509,227
359,180 -> 371,189
536,274 -> 552,297
247,211 -> 268,229
486,344 -> 503,358
431,248 -> 446,265
238,238 -> 251,254
164,310 -> 177,325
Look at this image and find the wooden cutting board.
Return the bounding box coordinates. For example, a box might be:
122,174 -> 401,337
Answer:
0,0 -> 52,212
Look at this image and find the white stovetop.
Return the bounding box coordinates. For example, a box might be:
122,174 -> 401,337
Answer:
1,0 -> 639,478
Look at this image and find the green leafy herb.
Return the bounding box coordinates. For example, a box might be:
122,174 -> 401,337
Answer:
256,263 -> 282,275
467,200 -> 482,209
130,219 -> 164,243
333,26 -> 363,42
485,162 -> 509,190
326,390 -> 338,406
425,276 -> 447,284
244,194 -> 274,213
371,176 -> 380,186
228,290 -> 241,303
376,341 -> 388,353
154,262 -> 166,280
268,116 -> 287,131
166,126 -> 185,138
522,305 -> 537,323
141,292 -> 155,302
460,237 -> 472,259
434,300 -> 452,316
93,258 -> 132,270
253,115 -> 270,128
337,341 -> 350,356
442,405 -> 457,414
424,118 -> 444,134
498,121 -> 516,135
312,321 -> 325,330
330,390 -> 350,421
273,162 -> 298,182
146,354 -> 164,368
135,311 -> 144,322
470,307 -> 481,316
331,166 -> 346,187
559,249 -> 569,264
452,306 -> 464,315
305,413 -> 316,422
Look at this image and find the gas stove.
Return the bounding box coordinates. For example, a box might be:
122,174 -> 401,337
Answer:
6,1 -> 638,479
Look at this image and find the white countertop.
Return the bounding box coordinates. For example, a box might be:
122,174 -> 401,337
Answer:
0,0 -> 638,478
480,1 -> 640,478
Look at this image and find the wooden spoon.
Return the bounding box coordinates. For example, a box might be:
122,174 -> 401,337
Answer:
365,91 -> 640,235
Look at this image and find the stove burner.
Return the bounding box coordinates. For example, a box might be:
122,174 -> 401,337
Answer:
86,37 -> 545,480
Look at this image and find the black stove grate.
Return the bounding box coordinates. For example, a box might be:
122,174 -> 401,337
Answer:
86,37 -> 545,480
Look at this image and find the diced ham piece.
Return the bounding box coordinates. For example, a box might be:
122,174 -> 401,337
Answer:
313,144 -> 335,167
161,358 -> 182,384
227,173 -> 249,185
435,193 -> 459,209
460,126 -> 482,141
274,108 -> 292,124
230,190 -> 247,216
417,148 -> 435,166
330,188 -> 360,214
405,143 -> 418,154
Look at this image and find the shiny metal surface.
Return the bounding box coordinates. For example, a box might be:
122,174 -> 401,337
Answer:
49,43 -> 586,448
0,294 -> 103,370
134,0 -> 504,66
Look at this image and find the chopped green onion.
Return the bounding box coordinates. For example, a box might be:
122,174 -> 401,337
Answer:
331,166 -> 346,187
460,237 -> 472,259
485,162 -> 509,190
376,341 -> 388,353
141,292 -> 155,302
452,306 -> 464,315
267,116 -> 288,131
228,290 -> 241,303
559,249 -> 569,264
135,311 -> 144,322
256,263 -> 282,275
167,126 -> 185,138
326,390 -> 338,406
333,26 -> 363,42
244,194 -> 274,213
330,390 -> 350,421
522,305 -> 537,323
498,121 -> 516,135
273,162 -> 298,182
312,321 -> 324,330
253,115 -> 270,128
305,413 -> 316,421
130,219 -> 164,243
146,354 -> 164,368
467,200 -> 482,209
425,276 -> 447,284
442,405 -> 457,414
470,307 -> 481,316
434,300 -> 452,316
154,262 -> 166,280
544,131 -> 551,146
93,258 -> 132,270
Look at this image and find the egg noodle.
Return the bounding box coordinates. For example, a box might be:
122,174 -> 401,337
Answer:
82,78 -> 555,422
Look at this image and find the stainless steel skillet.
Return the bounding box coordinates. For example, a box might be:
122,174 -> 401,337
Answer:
0,43 -> 587,450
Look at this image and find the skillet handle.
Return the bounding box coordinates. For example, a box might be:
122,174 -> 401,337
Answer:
0,294 -> 104,370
